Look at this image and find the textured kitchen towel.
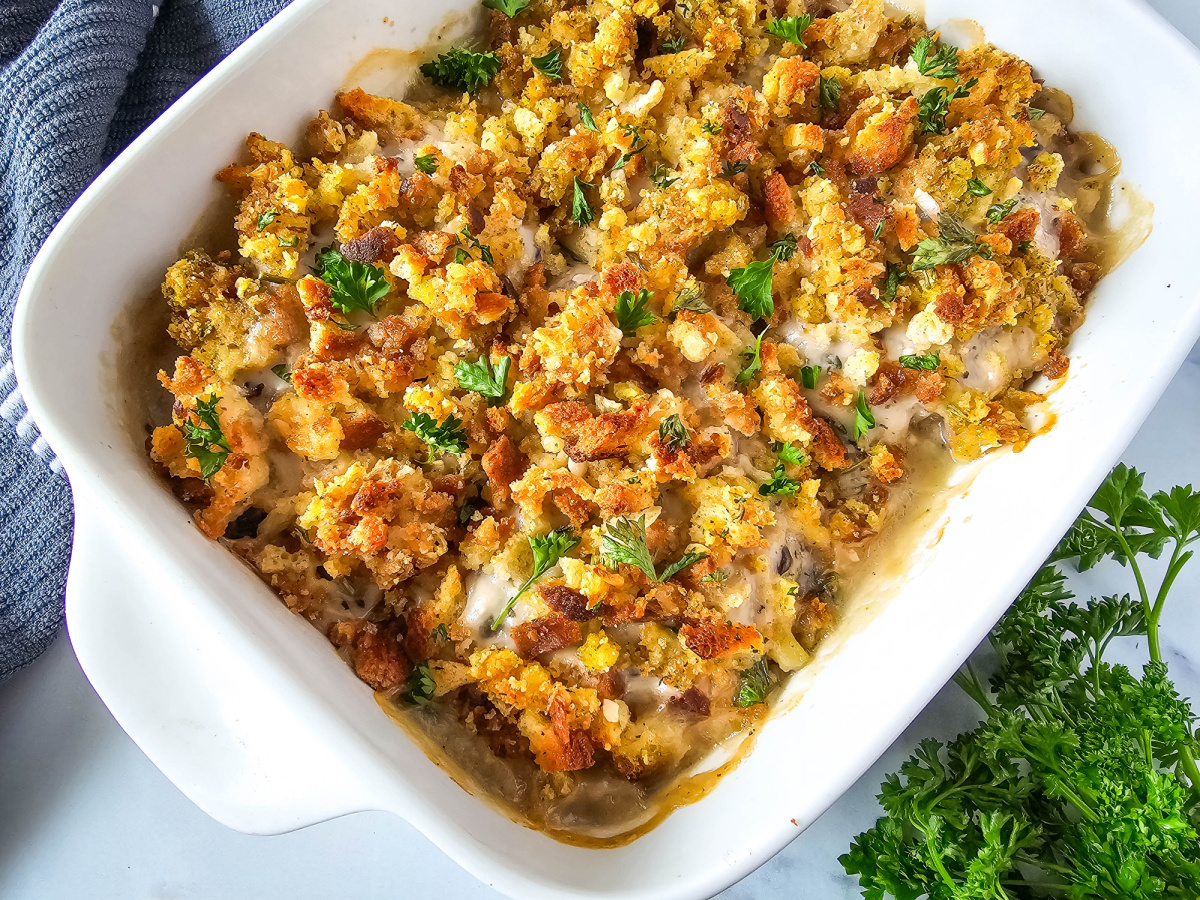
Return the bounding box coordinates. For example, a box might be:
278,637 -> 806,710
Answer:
0,0 -> 291,680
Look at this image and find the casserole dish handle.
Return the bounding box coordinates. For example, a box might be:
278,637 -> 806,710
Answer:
65,491 -> 376,834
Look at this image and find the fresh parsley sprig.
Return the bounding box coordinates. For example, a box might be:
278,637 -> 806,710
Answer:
727,235 -> 796,319
899,352 -> 940,370
532,47 -> 563,81
819,76 -> 842,112
659,414 -> 690,451
734,657 -> 770,706
917,78 -> 976,134
911,212 -> 993,271
986,199 -> 1018,224
182,394 -> 230,482
315,247 -> 391,318
491,528 -> 581,629
843,465 -> 1200,899
766,14 -> 813,47
651,163 -> 679,190
404,662 -> 437,706
736,331 -> 765,386
420,48 -> 501,93
881,261 -> 906,306
600,515 -> 707,583
660,34 -> 686,54
760,463 -> 802,497
482,0 -> 529,16
577,102 -> 599,132
911,35 -> 960,79
852,390 -> 875,440
615,289 -> 657,335
414,152 -> 438,174
402,412 -> 469,460
571,177 -> 595,227
671,285 -> 711,316
454,355 -> 511,405
800,364 -> 821,389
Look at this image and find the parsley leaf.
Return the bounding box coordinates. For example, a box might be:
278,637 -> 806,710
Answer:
772,441 -> 806,466
759,462 -> 802,497
852,389 -> 875,440
899,352 -> 940,370
671,285 -> 711,316
458,227 -> 494,265
808,160 -> 825,176
1028,106 -> 1046,122
659,413 -> 690,451
404,662 -> 436,706
917,78 -> 976,134
701,570 -> 729,584
491,528 -> 580,629
769,233 -> 798,262
736,331 -> 765,386
986,199 -> 1018,224
257,210 -> 277,231
734,657 -> 770,706
766,14 -> 813,47
800,364 -> 821,389
271,364 -> 292,384
571,176 -> 596,227
967,178 -> 992,197
315,247 -> 391,317
454,354 -> 511,405
531,47 -> 563,81
819,76 -> 842,112
651,163 -> 679,190
721,159 -> 748,178
660,35 -> 686,54
600,515 -> 706,583
482,0 -> 530,17
182,394 -> 230,482
402,412 -> 469,460
413,153 -> 438,174
910,35 -> 959,79
615,289 -> 657,335
911,211 -> 993,271
882,261 -> 906,306
419,48 -> 501,93
432,623 -> 450,642
701,120 -> 721,135
577,102 -> 599,132
728,259 -> 776,319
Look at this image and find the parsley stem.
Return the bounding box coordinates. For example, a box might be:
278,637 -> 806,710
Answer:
490,577 -> 534,631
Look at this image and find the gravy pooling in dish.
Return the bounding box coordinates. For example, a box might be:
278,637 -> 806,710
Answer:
147,0 -> 1124,841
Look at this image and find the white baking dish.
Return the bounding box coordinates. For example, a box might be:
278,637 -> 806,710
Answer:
13,0 -> 1200,897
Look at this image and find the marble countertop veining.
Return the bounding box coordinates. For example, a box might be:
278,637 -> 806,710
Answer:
2,4 -> 1199,897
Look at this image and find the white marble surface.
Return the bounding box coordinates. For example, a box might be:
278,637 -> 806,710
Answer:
3,4 -> 1199,898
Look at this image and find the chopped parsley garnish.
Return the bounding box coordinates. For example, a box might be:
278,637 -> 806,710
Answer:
182,394 -> 230,482
727,237 -> 795,319
651,163 -> 679,190
256,210 -> 277,231
660,35 -> 686,54
715,159 -> 744,178
419,48 -> 501,94
413,153 -> 438,174
736,331 -> 765,386
766,14 -> 813,47
882,261 -> 906,306
899,352 -> 940,370
482,0 -> 530,16
453,247 -> 471,265
819,76 -> 842,112
759,463 -> 802,497
271,364 -> 292,384
918,78 -> 976,134
491,528 -> 580,629
615,289 -> 657,335
733,657 -> 770,707
402,412 -> 469,460
910,35 -> 959,79
772,441 -> 806,466
457,494 -> 485,528
278,235 -> 299,248
531,47 -> 563,81
852,390 -> 875,440
966,178 -> 992,197
800,364 -> 821,389
808,160 -> 826,176
454,354 -> 511,405
873,219 -> 886,240
671,285 -> 711,316
842,465 -> 1200,900
658,414 -> 690,451
701,570 -> 729,584
432,623 -> 450,642
911,211 -> 993,271
577,102 -> 599,132
1028,105 -> 1046,122
404,662 -> 436,706
600,515 -> 706,583
611,124 -> 646,170
314,247 -> 391,317
986,198 -> 1018,224
701,120 -> 721,135
571,177 -> 596,227
1018,239 -> 1034,254
458,226 -> 494,265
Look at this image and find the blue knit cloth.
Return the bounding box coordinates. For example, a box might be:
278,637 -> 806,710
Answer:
0,0 -> 290,680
